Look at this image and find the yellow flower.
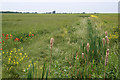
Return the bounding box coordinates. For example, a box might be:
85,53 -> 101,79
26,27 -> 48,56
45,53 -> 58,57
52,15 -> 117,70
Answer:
9,58 -> 11,61
90,15 -> 98,18
11,51 -> 13,53
3,52 -> 4,54
10,53 -> 11,55
14,62 -> 15,64
26,55 -> 28,58
22,58 -> 23,60
17,62 -> 18,64
18,49 -> 20,51
25,53 -> 26,55
28,65 -> 30,67
7,52 -> 8,53
29,32 -> 32,34
20,53 -> 22,55
14,48 -> 16,50
21,47 -> 23,50
40,66 -> 42,69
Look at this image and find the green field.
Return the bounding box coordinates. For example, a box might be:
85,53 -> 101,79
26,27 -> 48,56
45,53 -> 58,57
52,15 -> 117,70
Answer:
1,13 -> 119,78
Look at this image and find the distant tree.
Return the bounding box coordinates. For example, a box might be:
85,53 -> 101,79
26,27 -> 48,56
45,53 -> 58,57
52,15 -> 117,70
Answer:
94,12 -> 97,14
82,12 -> 85,14
53,11 -> 56,14
35,12 -> 37,14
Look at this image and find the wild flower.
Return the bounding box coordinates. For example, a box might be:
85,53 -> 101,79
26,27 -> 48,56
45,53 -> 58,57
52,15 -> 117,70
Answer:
82,53 -> 84,58
102,38 -> 105,46
0,42 -> 1,44
3,52 -> 4,54
2,33 -> 4,36
32,34 -> 34,36
6,34 -> 8,37
105,36 -> 109,44
15,38 -> 20,41
105,49 -> 109,66
20,53 -> 22,55
50,38 -> 54,49
5,37 -> 9,40
10,34 -> 12,38
105,31 -> 108,36
86,43 -> 90,52
90,15 -> 98,18
18,49 -> 20,51
105,31 -> 109,44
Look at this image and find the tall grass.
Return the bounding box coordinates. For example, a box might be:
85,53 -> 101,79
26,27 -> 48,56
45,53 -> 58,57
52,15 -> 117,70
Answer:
27,60 -> 49,79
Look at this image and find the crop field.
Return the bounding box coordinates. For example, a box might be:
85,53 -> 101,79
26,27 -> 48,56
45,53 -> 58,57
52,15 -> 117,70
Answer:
0,13 -> 119,78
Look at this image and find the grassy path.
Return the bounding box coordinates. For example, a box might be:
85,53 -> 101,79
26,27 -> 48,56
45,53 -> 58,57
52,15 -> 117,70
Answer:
2,14 -> 119,78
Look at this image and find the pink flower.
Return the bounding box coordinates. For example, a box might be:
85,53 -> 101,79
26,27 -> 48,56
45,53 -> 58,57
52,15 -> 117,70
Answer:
50,38 -> 54,48
86,43 -> 90,52
105,49 -> 109,66
82,53 -> 84,58
102,38 -> 105,46
105,31 -> 108,36
105,36 -> 109,44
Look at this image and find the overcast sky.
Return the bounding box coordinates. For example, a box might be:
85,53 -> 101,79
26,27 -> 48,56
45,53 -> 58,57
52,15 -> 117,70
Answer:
0,0 -> 119,13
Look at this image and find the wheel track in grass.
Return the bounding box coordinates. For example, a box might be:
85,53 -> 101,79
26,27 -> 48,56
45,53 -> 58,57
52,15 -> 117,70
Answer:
17,16 -> 102,78
18,17 -> 90,78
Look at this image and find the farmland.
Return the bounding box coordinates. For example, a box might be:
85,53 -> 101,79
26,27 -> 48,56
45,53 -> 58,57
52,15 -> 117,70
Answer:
1,13 -> 119,78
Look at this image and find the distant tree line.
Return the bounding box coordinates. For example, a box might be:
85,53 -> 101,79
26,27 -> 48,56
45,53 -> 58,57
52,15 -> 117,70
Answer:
0,11 -> 38,14
0,11 -> 98,14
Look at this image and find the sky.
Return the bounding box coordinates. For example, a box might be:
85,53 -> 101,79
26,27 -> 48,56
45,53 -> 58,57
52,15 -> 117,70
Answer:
0,0 -> 119,13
